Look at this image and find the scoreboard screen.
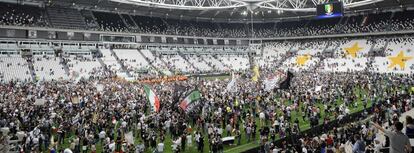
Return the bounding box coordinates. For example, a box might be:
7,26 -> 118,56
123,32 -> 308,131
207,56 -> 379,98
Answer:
316,2 -> 344,19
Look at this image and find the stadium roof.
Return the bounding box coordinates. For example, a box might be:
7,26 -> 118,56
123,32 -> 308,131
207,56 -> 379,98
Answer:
13,0 -> 414,22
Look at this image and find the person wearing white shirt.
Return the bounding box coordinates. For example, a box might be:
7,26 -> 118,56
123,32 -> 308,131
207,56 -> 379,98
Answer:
108,141 -> 115,152
302,147 -> 308,153
195,132 -> 200,144
63,148 -> 73,153
157,142 -> 164,153
186,134 -> 192,147
217,128 -> 223,135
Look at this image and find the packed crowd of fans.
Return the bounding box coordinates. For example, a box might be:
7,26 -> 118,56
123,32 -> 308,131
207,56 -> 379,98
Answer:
0,58 -> 413,153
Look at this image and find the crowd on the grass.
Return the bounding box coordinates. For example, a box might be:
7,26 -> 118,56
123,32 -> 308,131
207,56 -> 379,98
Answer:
1,2 -> 414,38
1,3 -> 414,153
0,57 -> 413,153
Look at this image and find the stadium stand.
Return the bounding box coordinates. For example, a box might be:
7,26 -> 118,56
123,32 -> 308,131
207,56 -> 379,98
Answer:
65,54 -> 102,77
0,55 -> 32,82
46,6 -> 87,29
1,2 -> 413,38
113,49 -> 150,70
32,55 -> 68,81
0,3 -> 48,27
99,48 -> 122,72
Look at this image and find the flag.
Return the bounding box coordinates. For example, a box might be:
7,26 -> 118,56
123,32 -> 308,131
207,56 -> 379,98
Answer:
92,113 -> 98,123
71,96 -> 80,104
125,132 -> 134,145
315,86 -> 322,92
226,73 -> 238,92
263,70 -> 285,91
179,89 -> 201,111
72,113 -> 80,124
34,98 -> 46,106
278,71 -> 293,90
144,85 -> 161,112
173,84 -> 187,103
96,84 -> 104,92
263,78 -> 278,91
251,65 -> 260,82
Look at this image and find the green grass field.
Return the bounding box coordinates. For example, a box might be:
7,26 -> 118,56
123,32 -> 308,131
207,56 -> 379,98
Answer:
50,85 -> 374,153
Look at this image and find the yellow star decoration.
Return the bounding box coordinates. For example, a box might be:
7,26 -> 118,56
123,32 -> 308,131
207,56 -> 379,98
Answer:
344,43 -> 363,58
296,54 -> 311,66
388,51 -> 413,69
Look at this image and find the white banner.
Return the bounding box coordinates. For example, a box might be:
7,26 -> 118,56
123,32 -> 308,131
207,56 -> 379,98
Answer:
263,70 -> 286,91
34,98 -> 46,106
226,73 -> 238,92
125,131 -> 134,145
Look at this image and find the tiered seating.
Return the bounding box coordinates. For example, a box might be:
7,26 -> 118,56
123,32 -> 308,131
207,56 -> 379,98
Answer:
1,2 -> 414,38
323,58 -> 368,72
113,49 -> 149,70
161,54 -> 196,73
66,55 -> 101,77
388,11 -> 414,31
81,10 -> 99,30
315,39 -> 371,72
257,42 -> 291,68
0,55 -> 31,82
131,15 -> 167,34
120,14 -> 138,31
100,49 -> 122,72
297,41 -> 328,55
33,56 -> 67,81
368,39 -> 386,55
202,55 -> 227,71
267,41 -> 322,71
336,39 -> 371,58
384,38 -> 414,56
270,42 -> 292,59
0,37 -> 412,83
281,56 -> 320,71
47,7 -> 87,29
217,55 -> 250,71
0,3 -> 48,27
140,49 -> 169,72
371,38 -> 414,73
93,12 -> 128,32
186,55 -> 212,72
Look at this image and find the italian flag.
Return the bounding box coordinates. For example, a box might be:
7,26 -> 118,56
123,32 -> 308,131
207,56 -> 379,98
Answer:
144,85 -> 160,112
179,89 -> 201,111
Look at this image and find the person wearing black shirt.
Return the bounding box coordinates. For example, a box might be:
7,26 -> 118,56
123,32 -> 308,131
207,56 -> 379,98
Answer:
198,134 -> 204,153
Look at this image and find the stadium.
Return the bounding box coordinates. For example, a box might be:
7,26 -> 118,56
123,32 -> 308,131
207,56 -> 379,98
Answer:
0,0 -> 414,152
